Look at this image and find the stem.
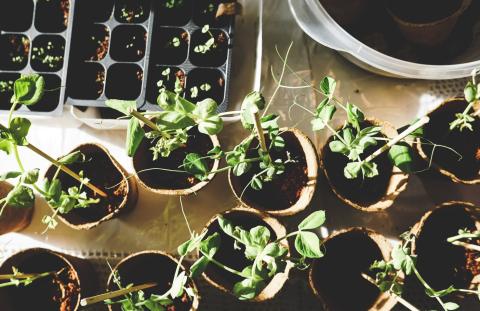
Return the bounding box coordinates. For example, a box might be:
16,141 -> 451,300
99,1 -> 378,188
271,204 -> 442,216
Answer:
412,266 -> 448,311
129,110 -> 171,139
199,249 -> 245,278
361,273 -> 420,311
363,116 -> 430,163
450,241 -> 480,252
0,200 -> 7,217
218,111 -> 242,116
80,283 -> 158,307
25,143 -> 108,198
7,102 -> 18,127
252,112 -> 269,156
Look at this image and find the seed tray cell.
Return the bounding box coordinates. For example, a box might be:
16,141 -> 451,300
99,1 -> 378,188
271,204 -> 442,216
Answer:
0,0 -> 73,115
68,0 -> 236,114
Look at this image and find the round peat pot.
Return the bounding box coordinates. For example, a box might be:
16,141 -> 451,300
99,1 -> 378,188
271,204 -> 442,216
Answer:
44,143 -> 138,230
386,0 -> 472,47
416,98 -> 480,184
0,181 -> 33,235
411,201 -> 480,291
200,206 -> 292,301
321,119 -> 409,212
106,251 -> 199,311
228,128 -> 318,216
133,127 -> 220,196
309,228 -> 395,311
0,248 -> 96,311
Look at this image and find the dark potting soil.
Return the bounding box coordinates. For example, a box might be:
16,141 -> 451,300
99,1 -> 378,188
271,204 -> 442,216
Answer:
322,122 -> 392,207
156,0 -> 192,26
193,0 -> 234,28
189,29 -> 228,67
204,210 -> 278,290
0,34 -> 30,71
151,27 -> 189,65
107,253 -> 193,311
75,0 -> 114,23
68,63 -> 105,100
110,25 -> 147,62
0,251 -> 80,311
421,99 -> 480,181
185,68 -> 225,105
327,0 -> 479,65
134,127 -> 214,190
35,0 -> 70,33
311,230 -> 383,311
414,204 -> 478,289
71,24 -> 110,61
30,35 -> 65,72
45,146 -> 128,226
114,0 -> 150,24
0,73 -> 20,110
233,131 -> 308,211
0,0 -> 34,32
105,63 -> 143,100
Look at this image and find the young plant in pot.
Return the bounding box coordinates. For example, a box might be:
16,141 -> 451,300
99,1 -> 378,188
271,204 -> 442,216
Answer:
80,251 -> 200,311
308,227 -> 397,311
0,247 -> 96,311
105,88 -> 223,196
304,77 -> 431,211
416,69 -> 480,184
183,207 -> 326,301
0,74 -> 137,231
370,202 -> 480,311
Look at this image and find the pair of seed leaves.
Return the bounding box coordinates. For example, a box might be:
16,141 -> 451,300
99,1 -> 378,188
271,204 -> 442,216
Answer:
312,76 -> 421,179
106,89 -> 223,159
178,210 -> 325,300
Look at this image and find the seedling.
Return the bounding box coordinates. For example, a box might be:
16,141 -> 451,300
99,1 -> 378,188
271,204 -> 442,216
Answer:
190,83 -> 211,99
370,232 -> 480,311
180,210 -> 326,300
31,41 -> 64,70
0,74 -> 106,231
194,25 -> 217,54
165,0 -> 185,9
120,5 -> 145,23
450,68 -> 480,131
0,266 -> 64,288
448,229 -> 480,253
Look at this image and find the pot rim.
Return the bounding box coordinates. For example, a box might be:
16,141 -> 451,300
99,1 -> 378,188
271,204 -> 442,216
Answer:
200,205 -> 293,302
320,119 -> 409,212
228,127 -> 319,216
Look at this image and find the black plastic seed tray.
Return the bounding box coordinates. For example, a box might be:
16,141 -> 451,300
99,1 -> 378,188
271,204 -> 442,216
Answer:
66,0 -> 236,114
0,0 -> 74,115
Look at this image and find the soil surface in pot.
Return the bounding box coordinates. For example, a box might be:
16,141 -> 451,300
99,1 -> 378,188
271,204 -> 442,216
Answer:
45,146 -> 128,225
234,131 -> 308,211
0,251 -> 80,311
134,127 -> 214,190
35,0 -> 70,33
0,34 -> 30,71
68,63 -> 105,100
186,68 -> 225,105
107,253 -> 193,311
204,210 -> 278,290
311,229 -> 383,311
151,27 -> 189,65
421,99 -> 480,181
322,121 -> 392,207
156,0 -> 192,26
388,0 -> 462,23
414,204 -> 479,289
189,29 -> 228,67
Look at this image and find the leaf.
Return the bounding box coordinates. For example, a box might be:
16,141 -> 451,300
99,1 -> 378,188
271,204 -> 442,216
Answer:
5,186 -> 35,208
232,162 -> 251,176
263,243 -> 288,258
240,91 -> 265,129
157,89 -> 196,112
21,169 -> 39,184
464,82 -> 477,103
126,118 -> 145,157
155,111 -> 195,130
190,256 -> 210,278
298,211 -> 326,230
198,115 -> 223,135
12,74 -> 45,106
169,271 -> 187,299
183,153 -> 208,181
9,117 -> 31,145
0,139 -> 13,155
58,151 -> 83,165
346,103 -> 364,130
207,146 -> 224,159
193,98 -> 218,119
294,231 -> 323,258
443,302 -> 459,310
249,226 -> 270,248
320,76 -> 336,97
312,98 -> 336,131
388,143 -> 414,173
0,171 -> 22,181
105,99 -> 137,115
233,278 -> 265,301
200,232 -> 221,257
250,176 -> 263,190
271,135 -> 285,150
329,140 -> 347,154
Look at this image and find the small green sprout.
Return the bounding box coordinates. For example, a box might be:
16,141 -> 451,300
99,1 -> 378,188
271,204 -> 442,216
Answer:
450,68 -> 480,132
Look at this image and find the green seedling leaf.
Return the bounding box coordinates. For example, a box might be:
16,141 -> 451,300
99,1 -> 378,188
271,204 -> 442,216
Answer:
58,151 -> 84,165
240,91 -> 265,129
320,76 -> 336,97
346,103 -> 364,130
193,98 -> 217,119
170,271 -> 187,299
233,278 -> 265,301
155,111 -> 195,130
157,89 -> 196,112
12,74 -> 45,106
443,302 -> 460,310
0,139 -> 13,155
200,232 -> 221,257
311,98 -> 336,131
105,99 -> 137,115
250,176 -> 263,190
298,211 -> 326,230
329,140 -> 348,154
126,118 -> 145,157
9,117 -> 31,146
249,226 -> 270,249
0,171 -> 22,181
5,186 -> 34,208
183,153 -> 208,181
21,169 -> 39,184
190,256 -> 210,278
388,142 -> 414,173
198,115 -> 223,135
344,161 -> 378,179
207,146 -> 224,159
464,81 -> 477,103
295,231 -> 323,258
